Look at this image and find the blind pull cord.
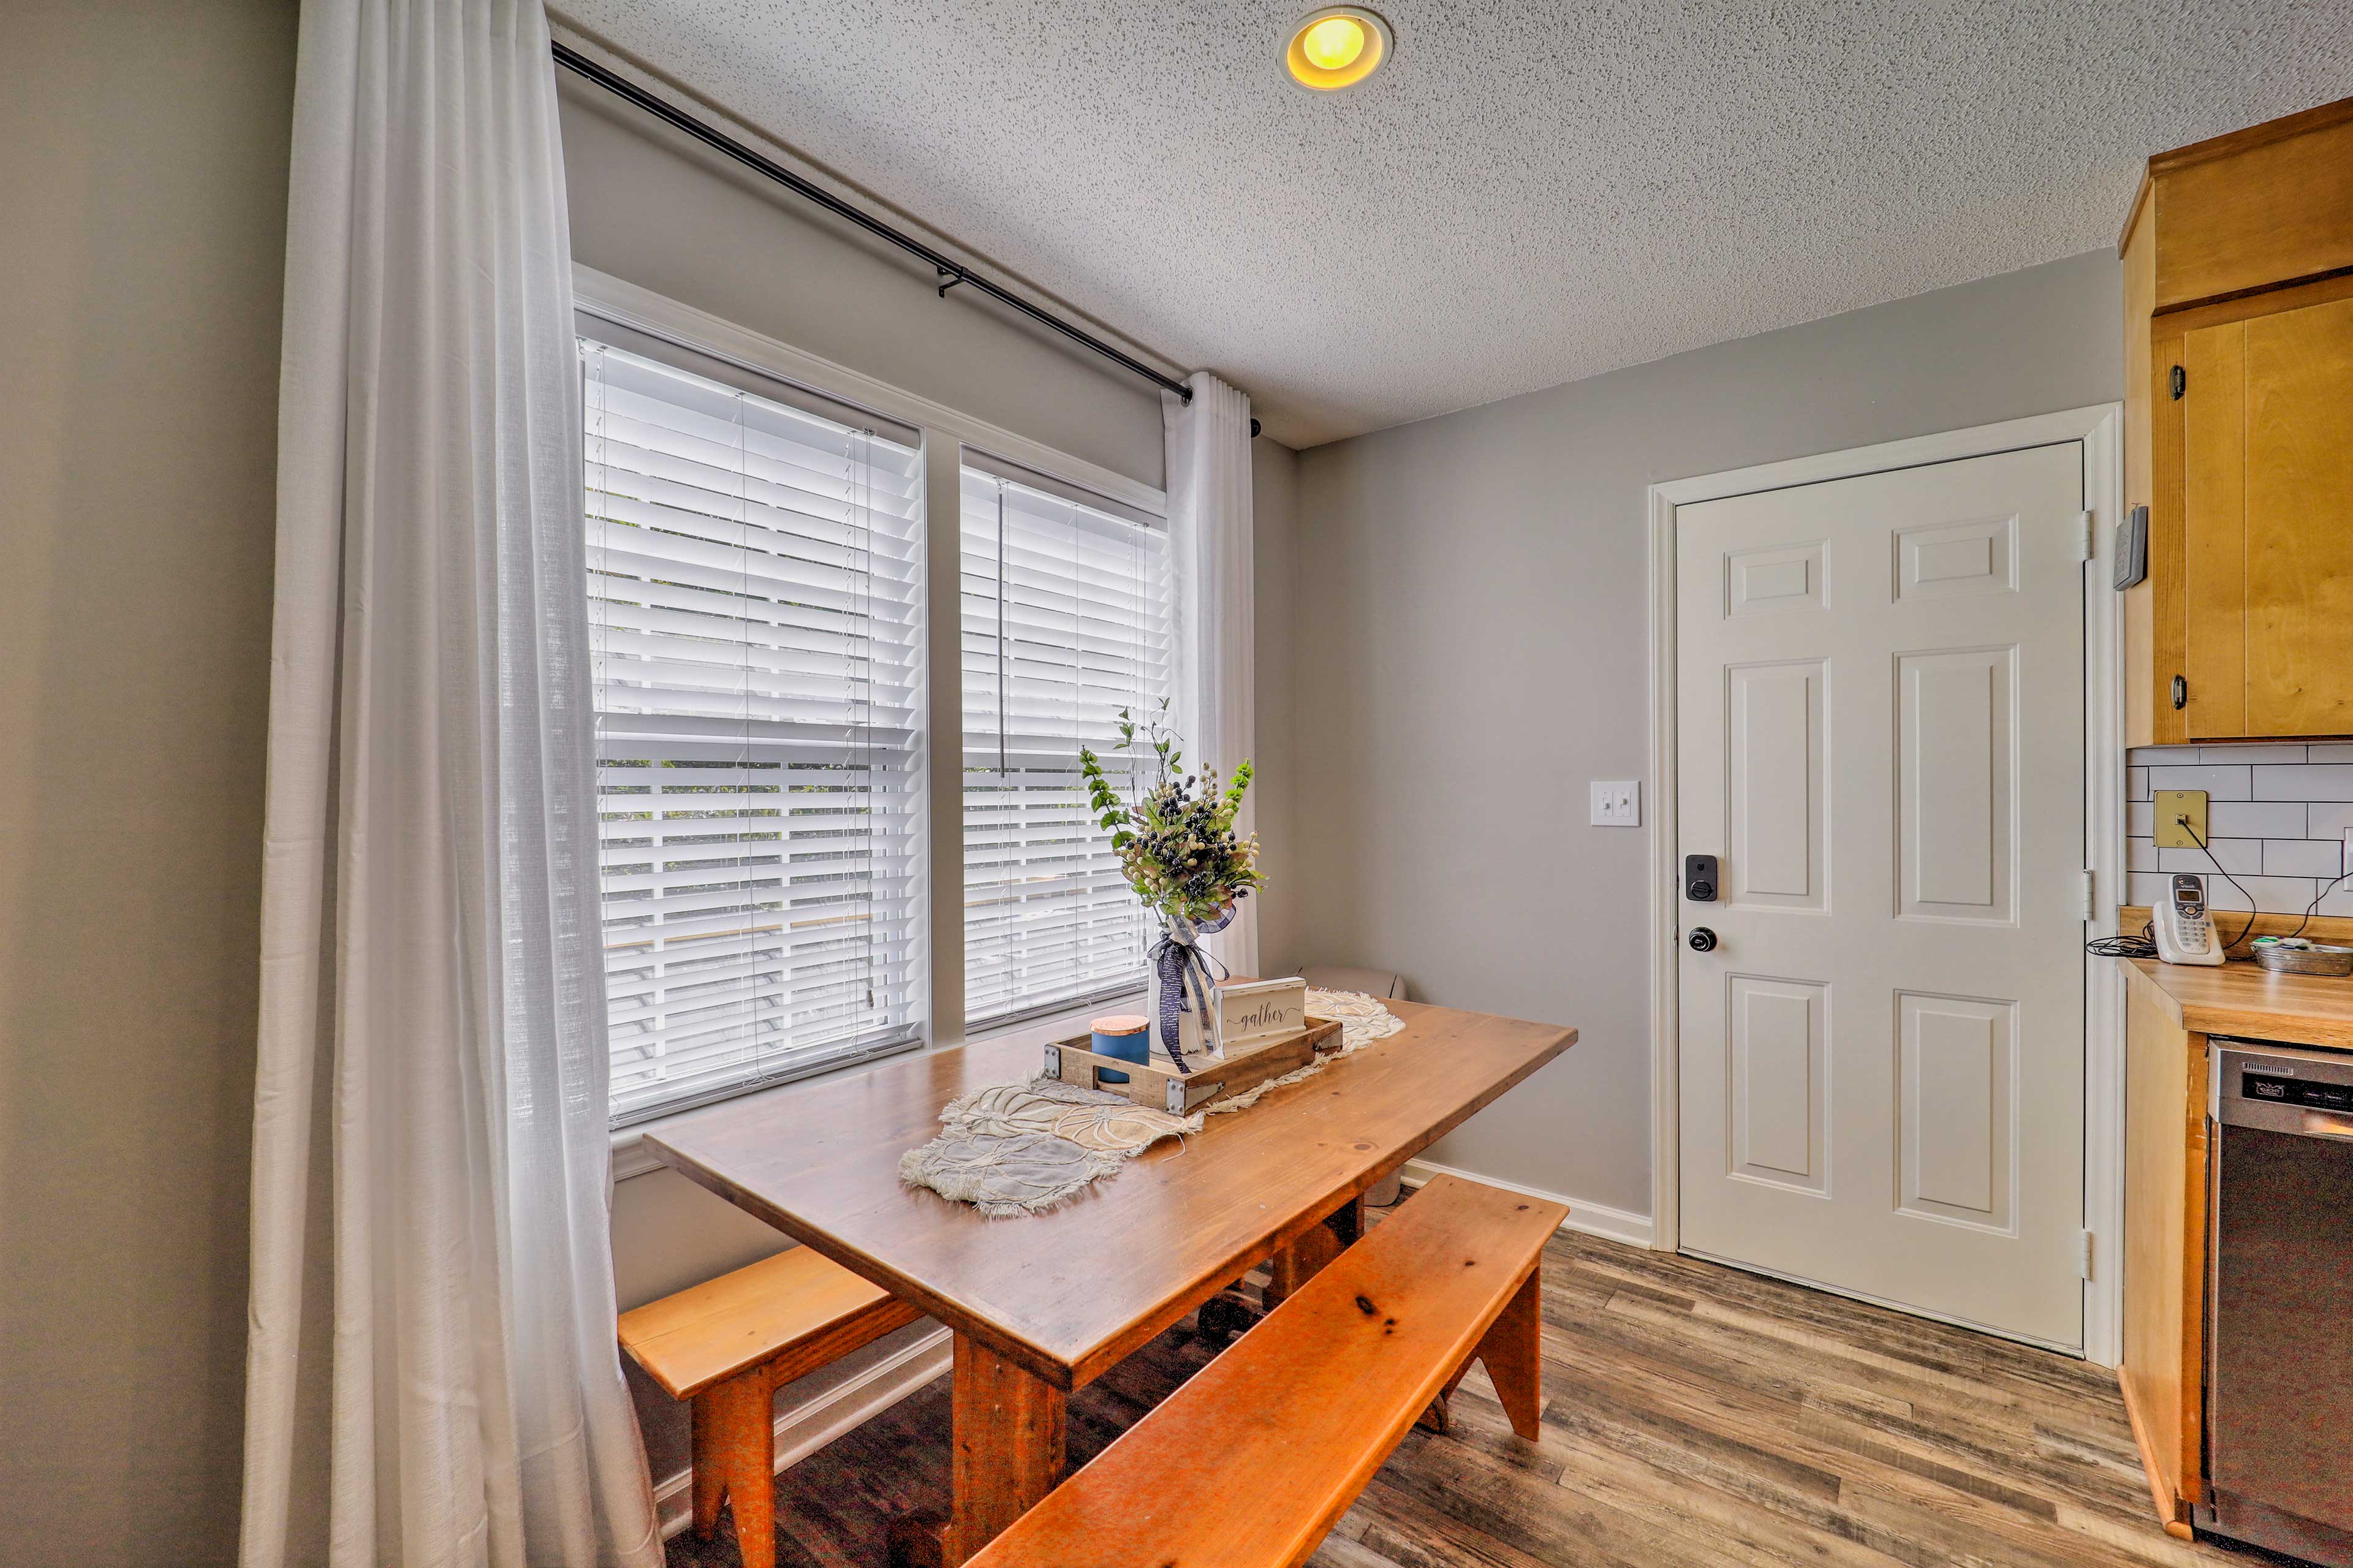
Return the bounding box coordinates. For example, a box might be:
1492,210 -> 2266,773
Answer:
858,432 -> 876,1013
996,480 -> 1009,778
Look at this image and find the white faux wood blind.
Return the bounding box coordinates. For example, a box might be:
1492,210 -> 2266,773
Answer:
961,463 -> 1172,1028
582,335 -> 925,1124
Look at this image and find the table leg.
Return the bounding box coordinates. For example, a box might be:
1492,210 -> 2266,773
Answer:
1262,1194 -> 1365,1309
949,1333 -> 1066,1564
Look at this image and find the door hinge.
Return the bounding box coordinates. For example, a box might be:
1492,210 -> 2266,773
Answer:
2081,869 -> 2096,922
2078,510 -> 2095,562
2078,1229 -> 2096,1281
2173,674 -> 2188,710
2170,364 -> 2186,400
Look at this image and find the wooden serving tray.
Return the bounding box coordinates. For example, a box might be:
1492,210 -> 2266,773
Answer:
1044,1017 -> 1344,1116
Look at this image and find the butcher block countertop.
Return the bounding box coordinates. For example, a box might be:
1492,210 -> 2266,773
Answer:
2124,957 -> 2353,1050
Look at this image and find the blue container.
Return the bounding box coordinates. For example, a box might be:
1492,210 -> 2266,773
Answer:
1089,1014 -> 1151,1085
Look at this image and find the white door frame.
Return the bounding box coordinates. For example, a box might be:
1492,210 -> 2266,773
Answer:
1645,405 -> 2126,1365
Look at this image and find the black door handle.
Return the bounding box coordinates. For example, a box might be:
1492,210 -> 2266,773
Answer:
1688,926 -> 1718,953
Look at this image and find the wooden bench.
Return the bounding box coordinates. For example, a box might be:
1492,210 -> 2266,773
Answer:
620,1247 -> 919,1568
966,1173 -> 1568,1568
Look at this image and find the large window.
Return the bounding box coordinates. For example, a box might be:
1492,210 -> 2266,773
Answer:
582,324 -> 925,1124
961,458 -> 1173,1028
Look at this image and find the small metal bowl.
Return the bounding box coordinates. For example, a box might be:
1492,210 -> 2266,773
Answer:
2254,942 -> 2353,977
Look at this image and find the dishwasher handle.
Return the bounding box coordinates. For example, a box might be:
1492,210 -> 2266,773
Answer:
2303,1109 -> 2353,1140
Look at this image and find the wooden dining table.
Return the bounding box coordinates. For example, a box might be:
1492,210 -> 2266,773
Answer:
643,997 -> 1575,1566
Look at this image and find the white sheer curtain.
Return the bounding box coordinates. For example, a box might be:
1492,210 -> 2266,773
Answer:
240,2 -> 661,1564
1164,371 -> 1259,975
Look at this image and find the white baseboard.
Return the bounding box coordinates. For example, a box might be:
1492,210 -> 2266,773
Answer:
1400,1158 -> 1656,1249
651,1326 -> 953,1540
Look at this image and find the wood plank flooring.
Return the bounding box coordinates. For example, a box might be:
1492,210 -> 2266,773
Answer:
665,1226 -> 2269,1568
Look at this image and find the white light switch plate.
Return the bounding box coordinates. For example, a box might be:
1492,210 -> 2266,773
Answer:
1590,780 -> 1640,827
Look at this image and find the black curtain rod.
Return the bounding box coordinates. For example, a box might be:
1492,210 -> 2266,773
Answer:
551,40 -> 1195,407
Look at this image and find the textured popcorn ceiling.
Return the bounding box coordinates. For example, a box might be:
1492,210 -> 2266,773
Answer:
553,1 -> 2352,448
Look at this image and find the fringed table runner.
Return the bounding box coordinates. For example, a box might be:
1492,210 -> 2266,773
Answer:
901,988 -> 1407,1216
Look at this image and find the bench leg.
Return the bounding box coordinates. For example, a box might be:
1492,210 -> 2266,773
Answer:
691,1371 -> 778,1568
950,1335 -> 1066,1565
1474,1268 -> 1545,1441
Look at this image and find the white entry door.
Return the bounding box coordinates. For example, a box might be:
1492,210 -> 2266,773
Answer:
1675,441 -> 2086,1349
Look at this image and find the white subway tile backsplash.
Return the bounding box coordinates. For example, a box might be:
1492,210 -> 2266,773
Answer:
2161,840 -> 2263,875
2203,874 -> 2320,916
2150,765 -> 2252,800
2120,748 -> 2353,916
2210,801 -> 2307,838
2265,839 -> 2347,878
2256,765 -> 2353,801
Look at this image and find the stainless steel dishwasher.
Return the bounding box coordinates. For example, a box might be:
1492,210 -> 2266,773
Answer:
2202,1040 -> 2353,1565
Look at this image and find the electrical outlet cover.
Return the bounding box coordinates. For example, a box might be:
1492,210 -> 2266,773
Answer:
2153,789 -> 2208,850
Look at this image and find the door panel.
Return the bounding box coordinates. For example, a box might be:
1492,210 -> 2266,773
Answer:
1895,514 -> 2016,601
1897,991 -> 2015,1229
1726,540 -> 1827,616
1897,647 -> 2014,922
1727,974 -> 1827,1192
1727,660 -> 1825,909
1677,442 -> 2085,1350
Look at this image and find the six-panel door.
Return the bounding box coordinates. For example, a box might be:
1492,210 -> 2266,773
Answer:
1676,442 -> 2088,1349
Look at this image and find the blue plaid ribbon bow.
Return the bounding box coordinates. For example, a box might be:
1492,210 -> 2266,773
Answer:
1148,905 -> 1235,1071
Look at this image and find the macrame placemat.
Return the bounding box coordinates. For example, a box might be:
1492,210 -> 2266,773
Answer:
900,988 -> 1406,1216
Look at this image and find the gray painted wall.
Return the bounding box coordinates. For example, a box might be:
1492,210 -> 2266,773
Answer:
1251,438 -> 1304,975
0,2 -> 297,1561
558,83 -> 1167,492
1287,249 -> 2122,1218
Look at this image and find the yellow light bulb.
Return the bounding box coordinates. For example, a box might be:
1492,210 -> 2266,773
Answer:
1300,15 -> 1365,71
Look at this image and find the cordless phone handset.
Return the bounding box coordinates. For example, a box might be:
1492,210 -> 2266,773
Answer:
2153,872 -> 2224,966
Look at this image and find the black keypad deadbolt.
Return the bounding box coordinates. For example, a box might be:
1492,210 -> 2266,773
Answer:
1688,927 -> 1718,953
1684,854 -> 1719,903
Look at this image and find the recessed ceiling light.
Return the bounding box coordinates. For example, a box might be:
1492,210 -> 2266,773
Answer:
1285,7 -> 1391,93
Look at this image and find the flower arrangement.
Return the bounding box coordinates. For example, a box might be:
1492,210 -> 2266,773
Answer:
1078,700 -> 1262,927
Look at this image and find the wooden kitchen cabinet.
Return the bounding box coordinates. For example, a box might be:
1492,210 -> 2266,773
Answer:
2118,956 -> 2353,1539
2119,971 -> 2208,1539
2177,295 -> 2353,737
2121,97 -> 2353,746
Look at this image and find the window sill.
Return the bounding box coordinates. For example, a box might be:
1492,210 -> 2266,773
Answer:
610,990 -> 1145,1183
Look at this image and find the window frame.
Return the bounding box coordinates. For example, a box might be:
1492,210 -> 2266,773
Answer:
576,268 -> 1170,1156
